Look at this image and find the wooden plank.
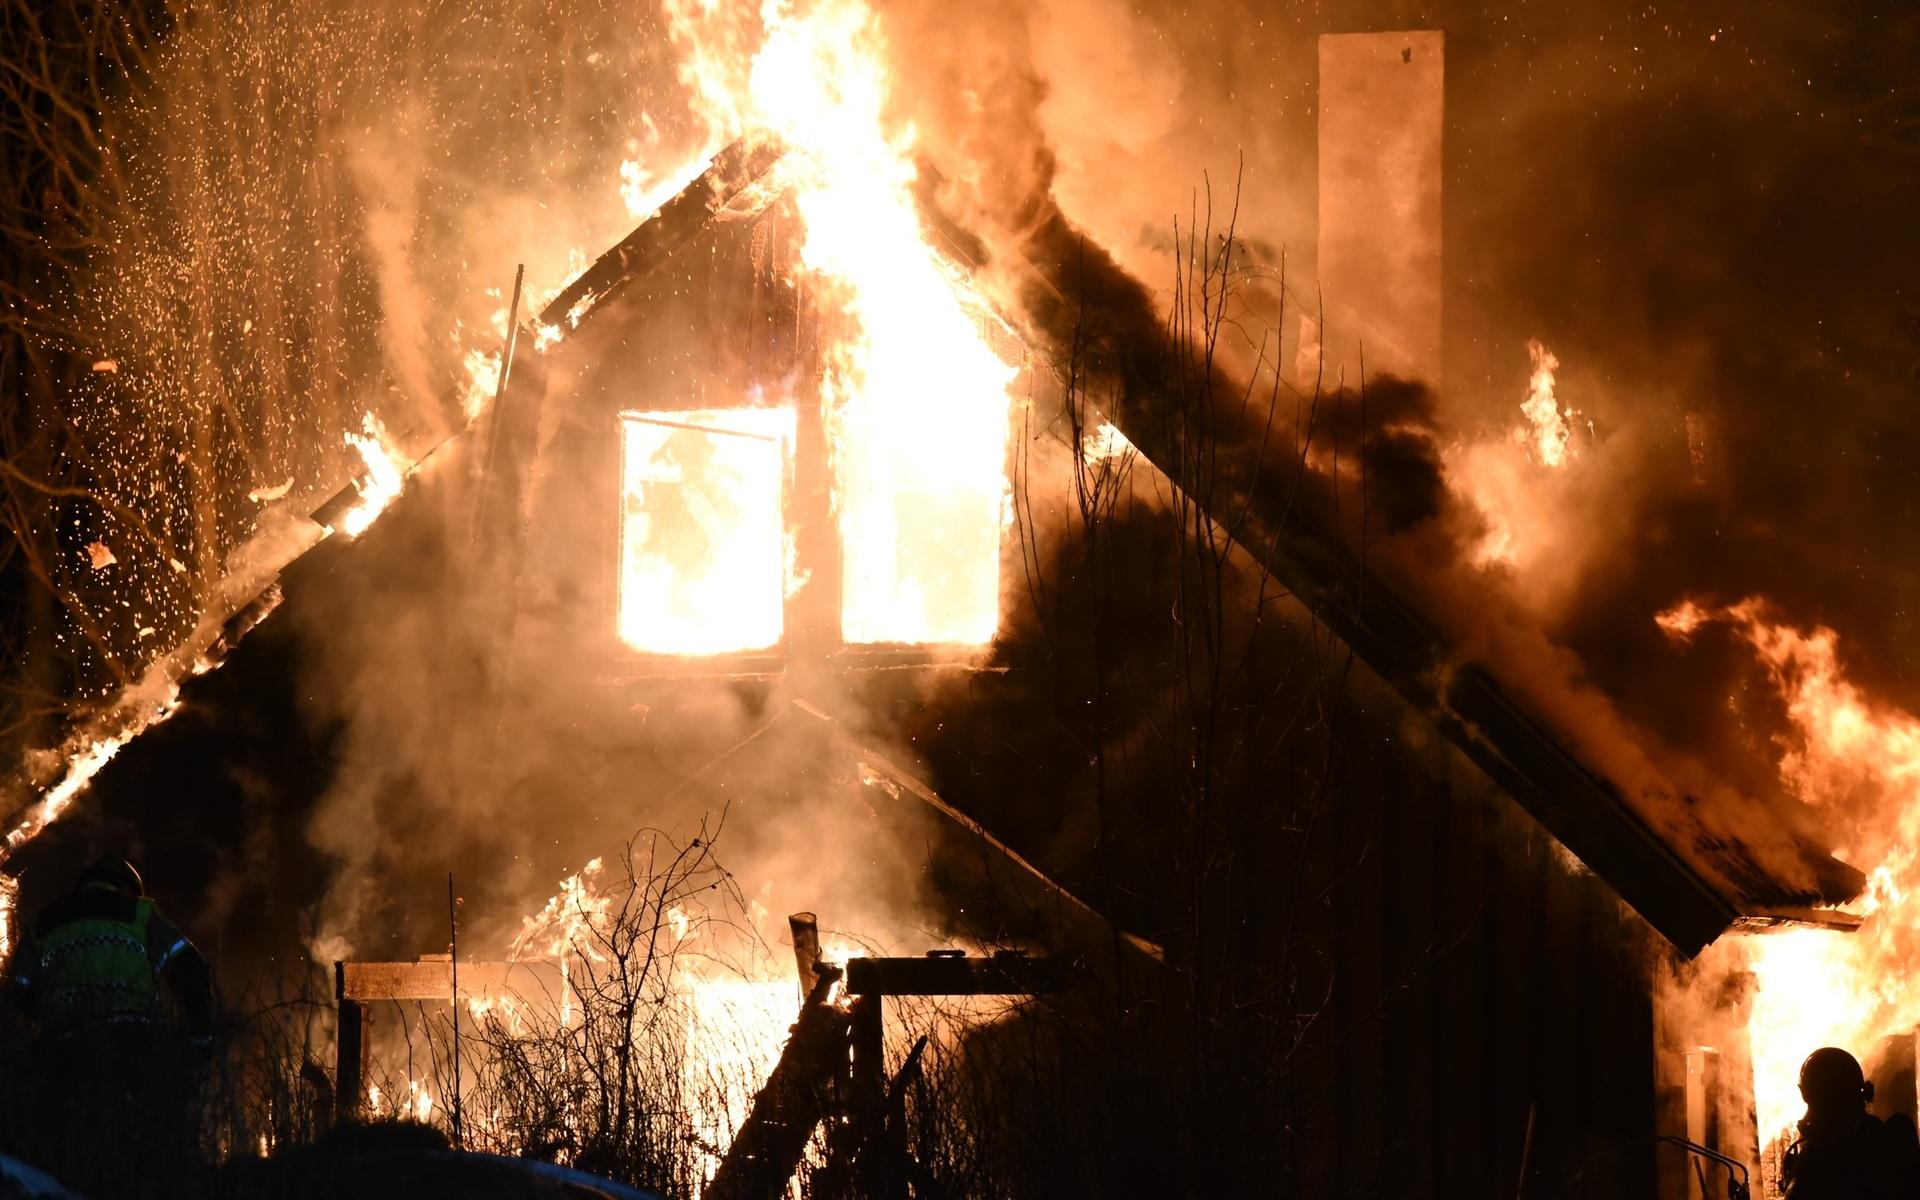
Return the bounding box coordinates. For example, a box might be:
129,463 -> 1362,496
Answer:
1383,740 -> 1441,1200
1539,829 -> 1587,1194
334,961 -> 366,1126
1335,725 -> 1389,1196
843,954 -> 1064,997
1432,747 -> 1488,1197
338,959 -> 565,1004
1600,892 -> 1657,1195
1289,725 -> 1345,1200
1482,787 -> 1537,1197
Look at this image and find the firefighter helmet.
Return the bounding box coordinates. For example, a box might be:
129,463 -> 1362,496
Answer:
1800,1046 -> 1873,1112
77,857 -> 145,897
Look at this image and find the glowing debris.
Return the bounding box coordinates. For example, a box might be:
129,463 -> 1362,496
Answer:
336,413 -> 408,538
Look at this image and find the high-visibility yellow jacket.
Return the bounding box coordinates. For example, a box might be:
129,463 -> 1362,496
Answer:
8,881 -> 210,1035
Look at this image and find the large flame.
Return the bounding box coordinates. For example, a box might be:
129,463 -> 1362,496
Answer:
503,859 -> 827,1187
1660,598 -> 1920,1148
750,1 -> 1015,644
1447,339 -> 1582,569
336,412 -> 410,538
645,0 -> 1015,654
1517,339 -> 1574,468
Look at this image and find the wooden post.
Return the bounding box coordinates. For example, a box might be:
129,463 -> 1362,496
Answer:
334,961 -> 366,1126
1514,1101 -> 1536,1200
850,994 -> 884,1121
790,911 -> 822,1006
1685,1048 -> 1723,1200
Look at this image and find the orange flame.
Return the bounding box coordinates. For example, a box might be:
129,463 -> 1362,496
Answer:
1659,597 -> 1920,1147
1447,339 -> 1581,570
1517,339 -> 1574,468
617,409 -> 796,656
643,0 -> 1014,654
336,412 -> 408,538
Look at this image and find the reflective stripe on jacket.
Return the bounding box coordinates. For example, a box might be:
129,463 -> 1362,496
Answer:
31,891 -> 166,1029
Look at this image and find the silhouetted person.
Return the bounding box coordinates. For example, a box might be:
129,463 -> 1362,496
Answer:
1885,1113 -> 1920,1195
1784,1046 -> 1904,1199
3,858 -> 213,1196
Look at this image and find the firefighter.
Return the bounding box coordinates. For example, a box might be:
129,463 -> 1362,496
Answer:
3,858 -> 213,1194
1783,1046 -> 1907,1199
8,857 -> 212,1039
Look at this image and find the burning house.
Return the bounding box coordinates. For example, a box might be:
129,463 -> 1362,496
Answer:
3,4 -> 1916,1199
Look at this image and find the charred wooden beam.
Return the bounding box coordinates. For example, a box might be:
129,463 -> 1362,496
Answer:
790,911 -> 823,1006
851,1034 -> 931,1200
844,952 -> 1065,997
334,961 -> 367,1126
790,700 -> 1165,962
706,967 -> 853,1200
538,136 -> 787,332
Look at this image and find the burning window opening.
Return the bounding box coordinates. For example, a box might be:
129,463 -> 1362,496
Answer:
834,295 -> 1018,649
617,407 -> 796,657
836,421 -> 1010,648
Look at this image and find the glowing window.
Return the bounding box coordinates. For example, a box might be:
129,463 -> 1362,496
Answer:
838,442 -> 1006,646
617,408 -> 795,656
835,328 -> 1013,646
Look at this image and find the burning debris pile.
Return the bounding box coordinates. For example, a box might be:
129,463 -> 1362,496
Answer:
331,829 -> 1049,1198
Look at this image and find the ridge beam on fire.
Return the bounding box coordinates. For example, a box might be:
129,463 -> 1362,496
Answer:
538,136 -> 788,333
1728,906 -> 1864,935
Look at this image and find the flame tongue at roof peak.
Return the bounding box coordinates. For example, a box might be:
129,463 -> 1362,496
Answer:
619,0 -> 1016,655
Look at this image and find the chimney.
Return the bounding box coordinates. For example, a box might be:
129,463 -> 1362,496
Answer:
1313,31 -> 1445,389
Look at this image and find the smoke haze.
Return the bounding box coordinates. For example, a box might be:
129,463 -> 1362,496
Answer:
24,0 -> 1918,978
887,0 -> 1920,847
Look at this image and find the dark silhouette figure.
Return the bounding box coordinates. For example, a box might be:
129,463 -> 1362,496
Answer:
2,857 -> 214,1196
1886,1113 -> 1920,1194
1784,1046 -> 1905,1199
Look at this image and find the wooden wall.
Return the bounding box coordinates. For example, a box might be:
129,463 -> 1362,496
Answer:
1283,720 -> 1659,1198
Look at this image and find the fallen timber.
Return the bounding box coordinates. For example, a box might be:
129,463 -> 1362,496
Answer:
708,928 -> 1066,1200
704,967 -> 854,1200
